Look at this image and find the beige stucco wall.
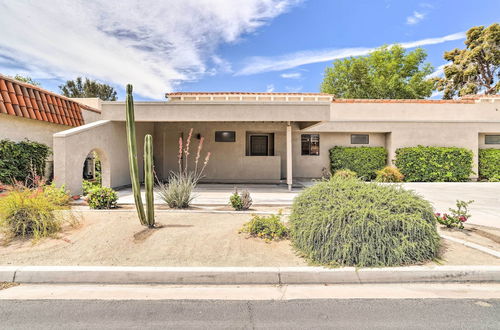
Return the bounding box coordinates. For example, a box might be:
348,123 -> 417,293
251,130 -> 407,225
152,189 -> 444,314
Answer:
53,120 -> 153,194
293,130 -> 387,178
155,122 -> 286,182
0,113 -> 71,161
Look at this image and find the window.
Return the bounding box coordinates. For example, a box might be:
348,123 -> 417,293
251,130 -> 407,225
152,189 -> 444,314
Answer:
246,132 -> 274,156
301,134 -> 320,155
485,135 -> 500,145
215,131 -> 236,142
351,134 -> 369,144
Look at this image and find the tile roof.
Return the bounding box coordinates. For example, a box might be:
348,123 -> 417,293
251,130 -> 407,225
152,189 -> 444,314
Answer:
167,91 -> 332,96
0,74 -> 98,127
331,98 -> 476,104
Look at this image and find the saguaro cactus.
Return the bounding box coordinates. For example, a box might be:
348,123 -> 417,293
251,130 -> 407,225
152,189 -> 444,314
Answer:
126,84 -> 154,227
144,134 -> 155,226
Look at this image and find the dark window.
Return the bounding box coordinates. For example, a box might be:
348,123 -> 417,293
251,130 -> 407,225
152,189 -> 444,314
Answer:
215,131 -> 236,142
246,132 -> 274,156
351,134 -> 369,144
485,135 -> 500,145
301,134 -> 320,155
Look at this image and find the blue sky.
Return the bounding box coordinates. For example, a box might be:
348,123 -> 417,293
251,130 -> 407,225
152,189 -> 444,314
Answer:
0,0 -> 498,100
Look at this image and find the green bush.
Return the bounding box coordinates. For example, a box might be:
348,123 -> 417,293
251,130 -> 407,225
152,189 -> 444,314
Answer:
375,166 -> 404,182
86,187 -> 118,209
0,139 -> 50,185
479,149 -> 500,181
332,169 -> 357,179
42,184 -> 71,206
157,172 -> 195,209
329,146 -> 387,180
82,180 -> 101,196
240,212 -> 288,241
395,146 -> 473,182
289,177 -> 440,267
229,189 -> 253,210
0,188 -> 61,239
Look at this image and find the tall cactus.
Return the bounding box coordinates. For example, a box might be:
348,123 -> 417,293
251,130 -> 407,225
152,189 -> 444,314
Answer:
125,84 -> 155,227
144,134 -> 155,226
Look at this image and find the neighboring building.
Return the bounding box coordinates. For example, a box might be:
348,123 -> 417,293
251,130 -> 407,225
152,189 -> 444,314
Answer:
52,92 -> 500,194
0,74 -> 101,175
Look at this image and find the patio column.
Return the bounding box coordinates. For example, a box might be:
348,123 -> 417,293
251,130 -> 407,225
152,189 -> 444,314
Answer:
286,122 -> 293,191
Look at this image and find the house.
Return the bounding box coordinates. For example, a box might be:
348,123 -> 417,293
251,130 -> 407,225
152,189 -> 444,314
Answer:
52,91 -> 500,194
0,74 -> 101,175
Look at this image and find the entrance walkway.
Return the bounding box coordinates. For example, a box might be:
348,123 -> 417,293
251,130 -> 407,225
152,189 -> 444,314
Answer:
116,182 -> 500,228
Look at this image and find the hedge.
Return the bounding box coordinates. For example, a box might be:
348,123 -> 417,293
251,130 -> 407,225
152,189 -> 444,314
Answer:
395,146 -> 473,182
479,149 -> 500,181
0,139 -> 50,184
329,146 -> 387,180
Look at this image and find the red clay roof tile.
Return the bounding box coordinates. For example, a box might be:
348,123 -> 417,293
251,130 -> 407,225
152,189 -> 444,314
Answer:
0,74 -> 98,127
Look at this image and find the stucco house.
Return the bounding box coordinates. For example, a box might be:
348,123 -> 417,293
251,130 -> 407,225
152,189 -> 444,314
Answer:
0,74 -> 101,175
52,91 -> 500,195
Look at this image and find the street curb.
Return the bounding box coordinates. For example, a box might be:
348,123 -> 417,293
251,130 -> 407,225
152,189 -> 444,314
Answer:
1,266 -> 499,285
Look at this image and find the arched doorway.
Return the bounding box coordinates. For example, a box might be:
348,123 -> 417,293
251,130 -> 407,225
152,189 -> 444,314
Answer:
81,148 -> 110,194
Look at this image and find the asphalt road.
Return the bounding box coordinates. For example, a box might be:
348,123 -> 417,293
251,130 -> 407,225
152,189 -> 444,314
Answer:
1,299 -> 499,329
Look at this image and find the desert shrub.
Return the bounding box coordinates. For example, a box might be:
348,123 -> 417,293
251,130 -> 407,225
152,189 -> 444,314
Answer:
0,188 -> 61,239
333,169 -> 357,179
479,149 -> 500,181
329,146 -> 387,180
229,188 -> 253,210
395,146 -> 473,182
435,200 -> 473,229
82,179 -> 100,196
86,187 -> 118,209
375,166 -> 404,182
158,172 -> 196,209
240,212 -> 288,241
289,177 -> 440,267
42,183 -> 71,206
0,139 -> 50,185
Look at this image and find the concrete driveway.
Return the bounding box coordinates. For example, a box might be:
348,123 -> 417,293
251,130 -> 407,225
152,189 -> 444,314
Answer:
117,182 -> 500,228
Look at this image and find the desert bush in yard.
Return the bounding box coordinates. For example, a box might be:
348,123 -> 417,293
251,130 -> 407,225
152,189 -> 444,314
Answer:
329,146 -> 387,180
289,177 -> 440,267
0,188 -> 61,239
82,179 -> 101,196
375,166 -> 404,182
395,146 -> 473,182
0,139 -> 50,185
229,188 -> 253,210
240,212 -> 288,241
86,187 -> 118,209
42,183 -> 71,206
158,128 -> 211,209
479,149 -> 500,181
332,169 -> 357,179
435,200 -> 473,229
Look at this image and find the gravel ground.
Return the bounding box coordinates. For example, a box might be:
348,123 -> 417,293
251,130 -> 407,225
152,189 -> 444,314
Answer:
0,209 -> 498,266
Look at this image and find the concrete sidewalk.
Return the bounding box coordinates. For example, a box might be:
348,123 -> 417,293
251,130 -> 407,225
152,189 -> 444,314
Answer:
116,182 -> 500,228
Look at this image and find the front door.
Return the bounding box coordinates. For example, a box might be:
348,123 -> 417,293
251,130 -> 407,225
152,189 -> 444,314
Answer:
250,135 -> 269,156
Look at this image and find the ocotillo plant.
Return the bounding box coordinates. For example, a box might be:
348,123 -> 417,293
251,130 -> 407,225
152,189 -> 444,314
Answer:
125,84 -> 155,227
144,134 -> 155,226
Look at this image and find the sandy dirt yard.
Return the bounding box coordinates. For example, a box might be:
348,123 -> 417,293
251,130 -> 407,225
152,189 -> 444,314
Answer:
0,209 -> 498,267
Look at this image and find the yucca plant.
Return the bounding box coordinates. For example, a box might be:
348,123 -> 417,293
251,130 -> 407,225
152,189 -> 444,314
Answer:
125,84 -> 155,227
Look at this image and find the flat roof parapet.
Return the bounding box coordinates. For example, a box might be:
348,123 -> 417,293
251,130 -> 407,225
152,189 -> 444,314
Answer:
166,92 -> 334,103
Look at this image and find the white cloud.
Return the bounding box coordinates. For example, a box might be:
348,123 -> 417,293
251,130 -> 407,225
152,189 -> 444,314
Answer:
266,84 -> 275,92
285,85 -> 302,92
235,32 -> 465,76
0,0 -> 299,99
406,11 -> 425,25
280,72 -> 301,79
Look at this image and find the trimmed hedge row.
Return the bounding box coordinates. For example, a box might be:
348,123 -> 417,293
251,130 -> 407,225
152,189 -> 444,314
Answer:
479,149 -> 500,181
0,139 -> 50,184
329,146 -> 387,180
395,146 -> 473,182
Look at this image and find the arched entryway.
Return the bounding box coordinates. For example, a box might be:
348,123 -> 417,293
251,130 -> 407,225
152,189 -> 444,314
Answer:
81,148 -> 111,191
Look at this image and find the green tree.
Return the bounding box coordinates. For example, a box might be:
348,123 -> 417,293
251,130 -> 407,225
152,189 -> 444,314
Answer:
320,45 -> 435,99
437,23 -> 499,99
59,77 -> 117,101
12,74 -> 41,86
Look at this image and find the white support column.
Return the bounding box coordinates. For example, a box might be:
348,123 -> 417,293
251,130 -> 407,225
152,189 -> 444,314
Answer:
286,122 -> 293,191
